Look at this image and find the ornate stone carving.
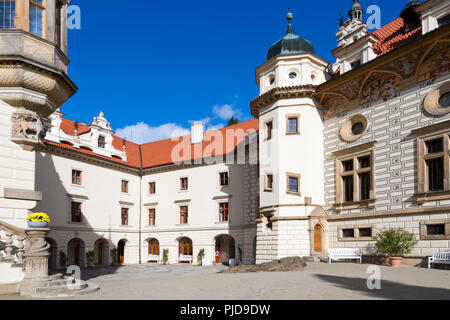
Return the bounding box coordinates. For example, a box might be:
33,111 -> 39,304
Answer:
10,108 -> 45,150
360,74 -> 401,104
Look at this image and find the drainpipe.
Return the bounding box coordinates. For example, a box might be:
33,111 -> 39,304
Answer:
138,145 -> 143,264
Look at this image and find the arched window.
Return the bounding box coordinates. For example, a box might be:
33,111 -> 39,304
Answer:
0,1 -> 15,29
148,239 -> 159,256
29,0 -> 45,37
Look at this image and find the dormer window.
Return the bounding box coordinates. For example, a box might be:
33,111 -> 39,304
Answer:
29,0 -> 45,37
438,14 -> 450,27
0,1 -> 15,29
98,135 -> 106,149
351,60 -> 361,70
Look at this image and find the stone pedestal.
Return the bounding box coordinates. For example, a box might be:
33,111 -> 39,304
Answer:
19,228 -> 50,296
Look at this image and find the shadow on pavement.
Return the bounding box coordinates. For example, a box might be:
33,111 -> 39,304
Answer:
314,274 -> 450,300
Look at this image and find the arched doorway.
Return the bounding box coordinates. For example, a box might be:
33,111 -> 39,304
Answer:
178,237 -> 192,263
147,238 -> 160,262
215,235 -> 235,265
67,238 -> 85,267
314,224 -> 323,253
94,238 -> 109,266
117,239 -> 126,264
46,238 -> 57,270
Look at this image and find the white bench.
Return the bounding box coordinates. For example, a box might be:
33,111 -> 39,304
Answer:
327,248 -> 362,264
428,252 -> 450,269
147,255 -> 160,263
178,255 -> 193,264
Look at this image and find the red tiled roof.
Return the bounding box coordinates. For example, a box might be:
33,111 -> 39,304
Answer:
372,17 -> 422,56
44,118 -> 259,169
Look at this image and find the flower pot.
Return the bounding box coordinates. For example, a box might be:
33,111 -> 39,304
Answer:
27,221 -> 49,228
389,257 -> 402,267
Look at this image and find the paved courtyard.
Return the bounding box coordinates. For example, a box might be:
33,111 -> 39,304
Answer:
2,262 -> 450,300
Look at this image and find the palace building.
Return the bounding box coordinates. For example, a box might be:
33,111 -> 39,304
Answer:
0,0 -> 449,275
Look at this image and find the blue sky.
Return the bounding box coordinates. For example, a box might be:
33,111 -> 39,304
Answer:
64,0 -> 408,143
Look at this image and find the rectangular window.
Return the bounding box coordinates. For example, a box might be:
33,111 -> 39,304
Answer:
0,0 -> 15,29
180,206 -> 188,224
358,228 -> 372,238
180,177 -> 188,191
71,201 -> 82,223
72,170 -> 82,185
29,0 -> 45,37
334,142 -> 376,210
121,180 -> 129,193
286,173 -> 301,195
265,174 -> 273,191
121,208 -> 129,226
342,229 -> 355,238
149,182 -> 156,194
286,115 -> 300,134
219,172 -> 229,186
427,224 -> 445,236
351,60 -> 361,70
148,208 -> 156,226
98,135 -> 106,149
414,123 -> 450,204
219,202 -> 229,222
438,14 -> 450,27
265,121 -> 273,140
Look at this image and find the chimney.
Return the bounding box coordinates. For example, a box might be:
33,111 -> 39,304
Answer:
191,123 -> 204,144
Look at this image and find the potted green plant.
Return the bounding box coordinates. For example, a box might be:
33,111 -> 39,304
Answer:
26,212 -> 50,228
375,229 -> 417,267
162,249 -> 169,265
197,248 -> 206,266
86,250 -> 95,267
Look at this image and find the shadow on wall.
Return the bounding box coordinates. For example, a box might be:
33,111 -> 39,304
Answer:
34,152 -> 124,271
314,274 -> 450,300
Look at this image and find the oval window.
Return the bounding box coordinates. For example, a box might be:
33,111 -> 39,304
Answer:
289,72 -> 297,79
438,92 -> 450,108
351,122 -> 364,135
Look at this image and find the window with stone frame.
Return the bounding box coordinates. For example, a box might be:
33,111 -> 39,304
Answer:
121,207 -> 129,226
333,142 -> 376,211
265,120 -> 273,140
286,172 -> 301,195
149,182 -> 156,194
98,135 -> 106,149
413,121 -> 450,204
420,219 -> 450,240
219,202 -> 229,222
71,201 -> 82,223
0,0 -> 15,29
180,206 -> 188,224
72,170 -> 82,185
219,172 -> 229,186
121,180 -> 129,193
148,208 -> 156,226
286,114 -> 300,135
338,225 -> 376,242
29,0 -> 45,37
180,177 -> 188,191
265,174 -> 274,191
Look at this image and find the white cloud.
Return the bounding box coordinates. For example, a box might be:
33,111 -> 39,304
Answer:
115,122 -> 190,144
212,104 -> 242,121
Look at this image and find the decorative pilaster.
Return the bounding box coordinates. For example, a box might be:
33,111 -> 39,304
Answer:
14,0 -> 30,32
19,228 -> 50,296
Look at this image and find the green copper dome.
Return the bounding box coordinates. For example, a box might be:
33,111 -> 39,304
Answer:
267,11 -> 315,61
404,0 -> 420,9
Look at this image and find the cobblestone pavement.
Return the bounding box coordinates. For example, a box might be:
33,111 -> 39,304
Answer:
2,262 -> 450,300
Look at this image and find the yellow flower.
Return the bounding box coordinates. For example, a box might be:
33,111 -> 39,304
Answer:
27,212 -> 50,223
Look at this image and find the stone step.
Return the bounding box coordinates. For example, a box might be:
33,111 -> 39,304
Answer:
36,281 -> 88,293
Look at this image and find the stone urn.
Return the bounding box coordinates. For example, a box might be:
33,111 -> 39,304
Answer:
27,221 -> 49,228
389,257 -> 402,267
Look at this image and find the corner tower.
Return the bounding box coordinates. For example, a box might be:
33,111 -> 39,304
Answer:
252,11 -> 329,263
0,0 -> 77,229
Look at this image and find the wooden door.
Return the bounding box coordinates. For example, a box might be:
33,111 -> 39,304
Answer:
98,241 -> 103,265
118,241 -> 125,263
215,251 -> 221,263
74,243 -> 80,266
314,225 -> 322,252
